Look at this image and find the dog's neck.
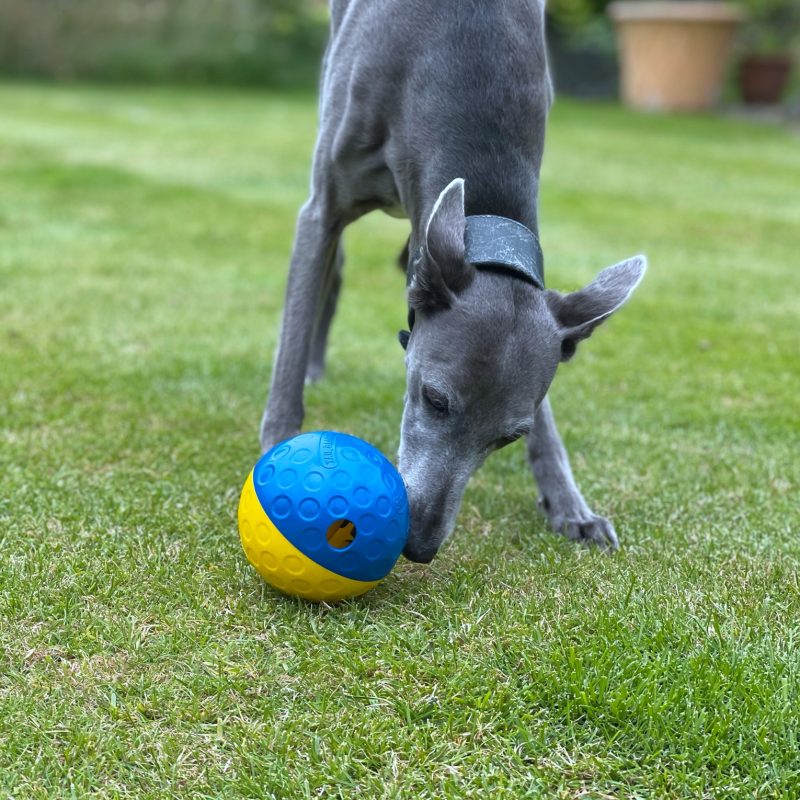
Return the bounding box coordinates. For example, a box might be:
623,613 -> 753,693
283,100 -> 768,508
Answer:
406,152 -> 541,249
401,149 -> 546,300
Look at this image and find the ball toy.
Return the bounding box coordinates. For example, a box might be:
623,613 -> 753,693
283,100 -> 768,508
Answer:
238,431 -> 409,602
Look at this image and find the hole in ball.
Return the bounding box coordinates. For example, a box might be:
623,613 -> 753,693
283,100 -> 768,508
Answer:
326,519 -> 357,550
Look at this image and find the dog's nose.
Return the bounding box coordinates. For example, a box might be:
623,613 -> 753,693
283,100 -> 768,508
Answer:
402,541 -> 438,564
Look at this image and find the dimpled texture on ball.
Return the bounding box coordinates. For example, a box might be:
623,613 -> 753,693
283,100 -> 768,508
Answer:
252,431 -> 409,582
238,470 -> 379,603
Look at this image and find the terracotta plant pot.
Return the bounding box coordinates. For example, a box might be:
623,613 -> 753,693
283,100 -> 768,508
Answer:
608,1 -> 746,111
738,54 -> 794,104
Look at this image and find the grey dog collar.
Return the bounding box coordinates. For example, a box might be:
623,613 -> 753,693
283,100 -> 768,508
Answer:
399,215 -> 544,348
405,215 -> 545,289
464,215 -> 545,289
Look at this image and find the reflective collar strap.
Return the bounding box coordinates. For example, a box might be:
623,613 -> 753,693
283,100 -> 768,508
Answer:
464,215 -> 545,290
403,215 -> 544,341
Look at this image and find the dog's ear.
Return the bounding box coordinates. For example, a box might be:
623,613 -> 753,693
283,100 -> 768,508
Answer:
408,178 -> 475,310
547,255 -> 646,361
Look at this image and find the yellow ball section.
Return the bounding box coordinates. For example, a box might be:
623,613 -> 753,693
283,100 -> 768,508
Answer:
238,470 -> 380,603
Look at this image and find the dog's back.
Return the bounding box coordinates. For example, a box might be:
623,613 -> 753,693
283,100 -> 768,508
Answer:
319,0 -> 552,227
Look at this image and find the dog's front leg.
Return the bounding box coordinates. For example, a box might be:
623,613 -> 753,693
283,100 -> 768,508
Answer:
260,199 -> 341,452
527,396 -> 619,550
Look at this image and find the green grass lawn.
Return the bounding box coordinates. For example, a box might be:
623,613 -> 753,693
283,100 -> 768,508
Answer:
1,83 -> 799,798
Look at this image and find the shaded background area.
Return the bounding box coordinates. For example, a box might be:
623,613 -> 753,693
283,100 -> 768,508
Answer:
0,0 -> 329,88
1,0 -> 797,102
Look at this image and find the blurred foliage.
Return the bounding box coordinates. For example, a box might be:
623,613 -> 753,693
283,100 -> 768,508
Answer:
738,0 -> 800,53
0,0 -> 329,87
1,0 -> 796,90
547,0 -> 617,54
548,0 -> 614,32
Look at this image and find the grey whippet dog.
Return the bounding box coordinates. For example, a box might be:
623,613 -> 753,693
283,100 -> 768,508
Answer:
260,0 -> 646,563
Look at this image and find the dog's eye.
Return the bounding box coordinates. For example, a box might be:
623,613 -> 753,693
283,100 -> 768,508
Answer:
422,386 -> 449,415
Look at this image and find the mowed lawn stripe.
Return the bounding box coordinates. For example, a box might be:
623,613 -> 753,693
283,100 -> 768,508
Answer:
1,84 -> 799,798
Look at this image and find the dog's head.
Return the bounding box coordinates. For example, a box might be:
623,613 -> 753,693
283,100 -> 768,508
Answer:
398,178 -> 646,562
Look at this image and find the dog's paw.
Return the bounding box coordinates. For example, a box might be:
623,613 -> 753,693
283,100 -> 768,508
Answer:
559,515 -> 619,551
538,497 -> 619,552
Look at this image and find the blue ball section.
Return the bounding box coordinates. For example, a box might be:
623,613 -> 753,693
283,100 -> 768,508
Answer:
252,431 -> 410,582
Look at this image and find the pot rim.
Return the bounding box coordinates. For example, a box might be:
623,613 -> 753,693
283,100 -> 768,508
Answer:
608,1 -> 746,23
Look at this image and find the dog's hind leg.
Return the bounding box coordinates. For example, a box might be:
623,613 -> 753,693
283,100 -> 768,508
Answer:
527,396 -> 619,550
306,240 -> 344,384
260,199 -> 342,452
